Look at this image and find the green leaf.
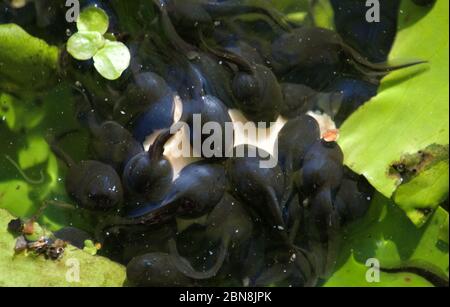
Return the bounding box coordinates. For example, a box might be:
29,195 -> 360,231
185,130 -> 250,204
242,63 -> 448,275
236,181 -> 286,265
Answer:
77,6 -> 110,35
67,31 -> 105,61
0,208 -> 126,287
312,0 -> 334,29
438,213 -> 449,244
338,0 -> 449,224
328,193 -> 449,286
0,180 -> 34,217
93,40 -> 131,80
18,135 -> 51,170
325,255 -> 434,287
0,93 -> 46,132
395,159 -> 449,226
0,24 -> 59,92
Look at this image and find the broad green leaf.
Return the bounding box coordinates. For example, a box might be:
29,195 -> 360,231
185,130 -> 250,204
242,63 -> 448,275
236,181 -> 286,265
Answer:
67,31 -> 105,61
330,193 -> 449,286
395,159 -> 449,226
338,0 -> 449,224
93,41 -> 131,80
0,209 -> 126,287
77,6 -> 110,35
325,255 -> 433,287
0,24 -> 59,92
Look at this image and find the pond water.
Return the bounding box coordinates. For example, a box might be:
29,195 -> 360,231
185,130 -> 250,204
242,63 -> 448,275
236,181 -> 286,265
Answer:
0,0 -> 447,287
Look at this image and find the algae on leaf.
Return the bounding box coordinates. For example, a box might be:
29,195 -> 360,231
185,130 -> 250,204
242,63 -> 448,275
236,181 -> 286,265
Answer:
338,0 -> 449,225
0,209 -> 126,287
0,24 -> 59,93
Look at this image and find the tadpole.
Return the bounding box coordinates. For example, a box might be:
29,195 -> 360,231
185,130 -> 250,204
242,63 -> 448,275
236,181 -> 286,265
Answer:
48,134 -> 124,212
122,129 -> 174,203
226,145 -> 285,230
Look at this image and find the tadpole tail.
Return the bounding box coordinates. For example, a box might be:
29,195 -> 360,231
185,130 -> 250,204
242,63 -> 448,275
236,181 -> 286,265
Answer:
46,130 -> 79,168
290,244 -> 319,287
253,263 -> 295,286
152,0 -> 197,54
70,84 -> 97,114
198,30 -> 254,74
204,0 -> 292,32
4,155 -> 45,185
126,196 -> 179,224
168,237 -> 229,280
323,212 -> 341,278
265,186 -> 287,231
94,215 -> 140,244
148,129 -> 174,159
305,189 -> 342,279
344,43 -> 427,76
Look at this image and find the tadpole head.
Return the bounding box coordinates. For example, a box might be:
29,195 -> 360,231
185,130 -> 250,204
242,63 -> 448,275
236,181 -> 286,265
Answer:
122,130 -> 174,201
232,65 -> 282,123
280,83 -> 318,119
65,161 -> 124,211
88,117 -> 144,170
278,115 -> 321,172
232,72 -> 259,102
161,161 -> 227,219
301,140 -> 344,193
182,95 -> 233,158
123,153 -> 173,201
128,72 -> 171,104
335,176 -> 374,225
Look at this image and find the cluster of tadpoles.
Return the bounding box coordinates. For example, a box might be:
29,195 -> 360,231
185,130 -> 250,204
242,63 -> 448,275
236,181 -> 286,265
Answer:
40,0 -> 424,286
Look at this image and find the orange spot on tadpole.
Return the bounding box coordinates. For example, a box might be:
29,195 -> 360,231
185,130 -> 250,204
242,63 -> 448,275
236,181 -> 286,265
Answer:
322,129 -> 340,142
